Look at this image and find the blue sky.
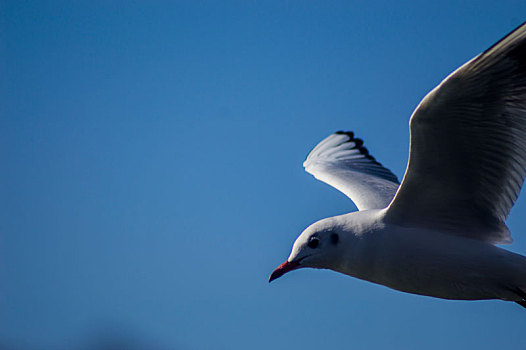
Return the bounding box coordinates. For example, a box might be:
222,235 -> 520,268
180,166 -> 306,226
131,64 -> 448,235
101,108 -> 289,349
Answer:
2,1 -> 526,349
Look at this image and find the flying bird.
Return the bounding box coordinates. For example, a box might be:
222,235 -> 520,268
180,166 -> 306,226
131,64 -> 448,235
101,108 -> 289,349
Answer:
269,22 -> 526,308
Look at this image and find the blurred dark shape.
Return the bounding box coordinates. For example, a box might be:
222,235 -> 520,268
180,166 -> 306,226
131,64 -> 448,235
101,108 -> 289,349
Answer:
0,327 -> 182,350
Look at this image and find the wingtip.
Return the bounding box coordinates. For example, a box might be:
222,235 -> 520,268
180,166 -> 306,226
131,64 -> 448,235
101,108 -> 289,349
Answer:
304,130 -> 400,185
335,130 -> 354,138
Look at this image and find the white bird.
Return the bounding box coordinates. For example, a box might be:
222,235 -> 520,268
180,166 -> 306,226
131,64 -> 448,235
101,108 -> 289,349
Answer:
269,22 -> 526,308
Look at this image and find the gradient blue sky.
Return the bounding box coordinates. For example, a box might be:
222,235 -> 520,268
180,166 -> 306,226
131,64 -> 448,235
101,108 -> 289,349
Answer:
2,1 -> 526,349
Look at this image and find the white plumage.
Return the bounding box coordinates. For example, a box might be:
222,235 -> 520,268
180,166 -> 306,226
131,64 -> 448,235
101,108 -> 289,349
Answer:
270,22 -> 526,308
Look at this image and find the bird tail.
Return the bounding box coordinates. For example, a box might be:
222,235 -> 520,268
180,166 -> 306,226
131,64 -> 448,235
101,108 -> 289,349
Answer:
514,287 -> 526,308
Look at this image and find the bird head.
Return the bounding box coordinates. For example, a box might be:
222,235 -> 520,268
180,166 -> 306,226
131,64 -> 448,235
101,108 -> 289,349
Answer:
269,219 -> 343,282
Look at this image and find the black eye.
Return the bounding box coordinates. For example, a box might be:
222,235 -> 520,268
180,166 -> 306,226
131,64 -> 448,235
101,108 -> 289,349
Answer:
330,233 -> 339,245
307,237 -> 319,249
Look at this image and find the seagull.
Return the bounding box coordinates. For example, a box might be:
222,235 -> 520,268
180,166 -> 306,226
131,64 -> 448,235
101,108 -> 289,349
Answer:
269,22 -> 526,308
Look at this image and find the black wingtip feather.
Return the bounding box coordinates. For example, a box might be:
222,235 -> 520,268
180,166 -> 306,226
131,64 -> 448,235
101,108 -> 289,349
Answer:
354,138 -> 364,148
335,130 -> 354,138
306,130 -> 400,185
334,131 -> 377,162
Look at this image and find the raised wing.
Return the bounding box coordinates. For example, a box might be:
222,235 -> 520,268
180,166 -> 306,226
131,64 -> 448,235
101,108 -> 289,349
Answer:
385,22 -> 526,244
304,131 -> 399,211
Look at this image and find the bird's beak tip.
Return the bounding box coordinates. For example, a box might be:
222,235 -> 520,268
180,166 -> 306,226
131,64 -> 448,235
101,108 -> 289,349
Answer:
268,260 -> 300,283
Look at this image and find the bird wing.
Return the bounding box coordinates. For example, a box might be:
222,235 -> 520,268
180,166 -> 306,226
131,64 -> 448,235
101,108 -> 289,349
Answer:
385,22 -> 526,244
304,131 -> 399,211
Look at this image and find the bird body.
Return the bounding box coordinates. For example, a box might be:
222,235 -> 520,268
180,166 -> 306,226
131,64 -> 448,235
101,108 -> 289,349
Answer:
270,21 -> 526,307
292,210 -> 526,302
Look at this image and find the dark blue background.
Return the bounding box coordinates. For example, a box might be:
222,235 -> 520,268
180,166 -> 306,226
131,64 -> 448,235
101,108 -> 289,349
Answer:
2,1 -> 526,349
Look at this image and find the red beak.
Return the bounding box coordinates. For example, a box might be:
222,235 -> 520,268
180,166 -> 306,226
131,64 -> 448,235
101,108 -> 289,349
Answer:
269,260 -> 300,283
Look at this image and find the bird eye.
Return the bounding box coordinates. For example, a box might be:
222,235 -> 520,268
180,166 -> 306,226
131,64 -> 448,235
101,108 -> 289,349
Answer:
307,237 -> 319,249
